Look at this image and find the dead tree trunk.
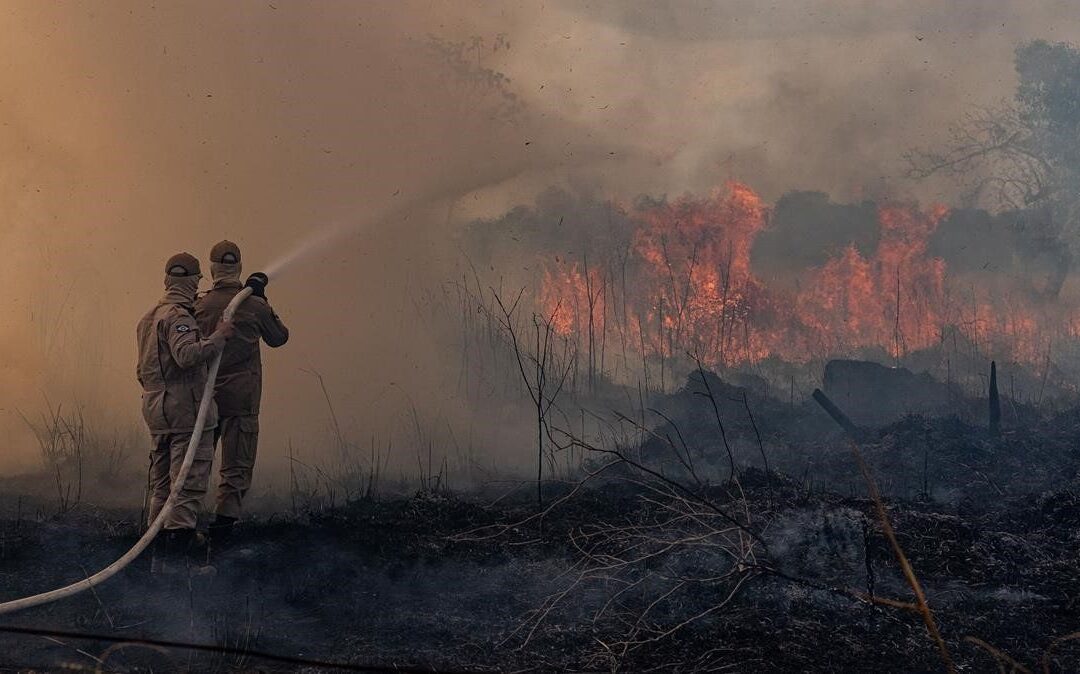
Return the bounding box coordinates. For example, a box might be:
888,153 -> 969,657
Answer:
989,360 -> 1001,437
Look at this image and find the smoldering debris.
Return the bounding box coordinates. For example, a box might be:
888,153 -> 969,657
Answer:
1,340 -> 1079,670
6,396 -> 1080,670
823,360 -> 955,426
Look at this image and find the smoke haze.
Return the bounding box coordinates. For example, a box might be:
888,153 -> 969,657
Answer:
2,1 -> 1079,476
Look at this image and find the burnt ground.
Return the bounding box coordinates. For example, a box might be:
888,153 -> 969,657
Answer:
3,409 -> 1080,671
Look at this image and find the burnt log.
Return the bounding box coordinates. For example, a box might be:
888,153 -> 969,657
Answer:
812,388 -> 860,438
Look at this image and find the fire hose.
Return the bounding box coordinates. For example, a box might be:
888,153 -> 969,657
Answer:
0,286 -> 254,615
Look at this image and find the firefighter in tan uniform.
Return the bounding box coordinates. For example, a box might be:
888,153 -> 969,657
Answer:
136,252 -> 234,564
195,240 -> 289,539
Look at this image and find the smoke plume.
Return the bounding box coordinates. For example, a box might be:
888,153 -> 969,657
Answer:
3,1 -> 1079,477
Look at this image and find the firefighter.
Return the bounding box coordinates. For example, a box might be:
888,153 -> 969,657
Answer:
196,240 -> 289,541
137,252 -> 234,568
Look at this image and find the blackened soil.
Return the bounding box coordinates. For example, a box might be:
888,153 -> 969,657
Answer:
3,420 -> 1080,672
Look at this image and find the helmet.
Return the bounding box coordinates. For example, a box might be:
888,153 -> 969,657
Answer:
165,252 -> 201,277
210,240 -> 241,264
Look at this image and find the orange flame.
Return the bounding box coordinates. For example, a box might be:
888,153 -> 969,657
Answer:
539,182 -> 1067,374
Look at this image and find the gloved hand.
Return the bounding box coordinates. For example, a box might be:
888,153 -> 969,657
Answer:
244,272 -> 269,299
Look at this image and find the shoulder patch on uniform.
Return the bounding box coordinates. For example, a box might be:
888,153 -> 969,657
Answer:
176,324 -> 192,333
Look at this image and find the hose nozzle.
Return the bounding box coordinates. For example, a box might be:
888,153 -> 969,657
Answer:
244,272 -> 269,298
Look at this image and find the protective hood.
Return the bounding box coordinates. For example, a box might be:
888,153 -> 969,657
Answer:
211,261 -> 243,288
162,273 -> 201,307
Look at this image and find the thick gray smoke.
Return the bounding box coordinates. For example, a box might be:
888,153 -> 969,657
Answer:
3,2 -> 1078,479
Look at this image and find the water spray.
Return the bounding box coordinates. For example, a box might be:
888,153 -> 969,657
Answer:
261,220 -> 350,279
0,286 -> 255,615
0,191 -> 440,615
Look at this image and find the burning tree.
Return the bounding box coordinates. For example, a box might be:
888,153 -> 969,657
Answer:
461,44 -> 1080,398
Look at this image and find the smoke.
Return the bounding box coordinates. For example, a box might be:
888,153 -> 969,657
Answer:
3,2 -> 1080,477
490,0 -> 1080,204
0,1 -> 576,473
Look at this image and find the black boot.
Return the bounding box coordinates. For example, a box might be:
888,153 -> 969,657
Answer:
208,515 -> 236,558
208,514 -> 237,543
208,514 -> 255,559
151,529 -> 193,576
153,528 -> 215,576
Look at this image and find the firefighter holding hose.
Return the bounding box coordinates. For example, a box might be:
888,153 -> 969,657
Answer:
196,240 -> 289,543
136,253 -> 235,571
0,247 -> 279,607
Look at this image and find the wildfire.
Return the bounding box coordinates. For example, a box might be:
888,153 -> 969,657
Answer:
797,203 -> 948,359
540,182 -> 1070,375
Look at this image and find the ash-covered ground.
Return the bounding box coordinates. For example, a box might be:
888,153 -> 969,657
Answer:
3,369 -> 1080,672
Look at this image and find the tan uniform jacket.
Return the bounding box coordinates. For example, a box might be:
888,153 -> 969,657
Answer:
136,302 -> 225,434
195,281 -> 289,417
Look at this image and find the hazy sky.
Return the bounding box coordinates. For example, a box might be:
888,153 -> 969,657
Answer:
2,1 -> 1079,474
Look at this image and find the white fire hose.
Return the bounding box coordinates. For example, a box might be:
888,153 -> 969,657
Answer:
0,286 -> 254,615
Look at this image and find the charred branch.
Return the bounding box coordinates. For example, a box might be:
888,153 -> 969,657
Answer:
989,360 -> 1002,437
811,388 -> 860,439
